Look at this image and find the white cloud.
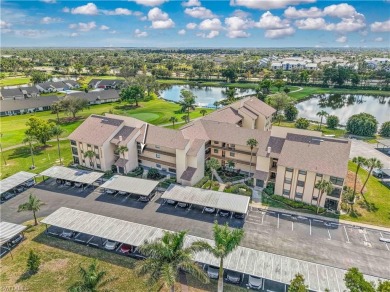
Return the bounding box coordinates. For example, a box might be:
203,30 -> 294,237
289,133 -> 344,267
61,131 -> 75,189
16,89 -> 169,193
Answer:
265,27 -> 295,39
284,6 -> 324,18
103,8 -> 133,15
71,3 -> 98,15
186,22 -> 197,29
226,30 -> 250,38
15,30 -> 43,38
325,16 -> 366,33
199,18 -> 222,30
370,19 -> 390,32
232,9 -> 251,18
100,25 -> 110,30
256,11 -> 289,29
182,0 -> 201,7
41,0 -> 56,3
178,29 -> 186,35
225,16 -> 253,38
0,20 -> 11,28
70,32 -> 79,37
62,7 -> 70,13
69,21 -> 97,32
109,30 -> 117,34
148,7 -> 175,29
40,16 -> 62,24
336,35 -> 347,43
230,0 -> 315,10
323,3 -> 357,18
131,0 -> 168,6
150,19 -> 175,29
184,7 -> 216,19
197,30 -> 219,38
295,18 -> 326,30
134,28 -> 148,37
374,37 -> 384,42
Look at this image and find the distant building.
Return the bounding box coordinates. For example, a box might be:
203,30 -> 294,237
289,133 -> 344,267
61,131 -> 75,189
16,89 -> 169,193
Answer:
0,95 -> 61,116
67,90 -> 121,105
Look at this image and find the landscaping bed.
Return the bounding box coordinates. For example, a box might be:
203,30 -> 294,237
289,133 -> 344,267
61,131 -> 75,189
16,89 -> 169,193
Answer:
224,183 -> 252,197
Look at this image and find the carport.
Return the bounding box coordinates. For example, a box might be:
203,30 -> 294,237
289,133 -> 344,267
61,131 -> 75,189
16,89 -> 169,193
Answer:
0,221 -> 27,258
40,166 -> 104,189
161,184 -> 250,217
41,207 -> 385,292
99,175 -> 159,199
0,171 -> 37,198
376,139 -> 390,150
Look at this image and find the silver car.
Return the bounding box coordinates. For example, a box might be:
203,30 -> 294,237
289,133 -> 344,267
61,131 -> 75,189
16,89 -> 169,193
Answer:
247,275 -> 262,290
204,207 -> 215,214
226,271 -> 242,284
60,230 -> 75,239
207,265 -> 219,279
104,240 -> 117,250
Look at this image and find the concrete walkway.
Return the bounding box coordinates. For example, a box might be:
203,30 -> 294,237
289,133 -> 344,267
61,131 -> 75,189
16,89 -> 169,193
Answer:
289,86 -> 303,93
212,169 -> 223,184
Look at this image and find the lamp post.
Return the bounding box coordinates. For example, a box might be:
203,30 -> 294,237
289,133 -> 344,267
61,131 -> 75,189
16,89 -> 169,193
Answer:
0,133 -> 7,166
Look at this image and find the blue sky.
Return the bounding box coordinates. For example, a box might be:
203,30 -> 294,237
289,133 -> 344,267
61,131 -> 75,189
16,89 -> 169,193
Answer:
1,0 -> 389,47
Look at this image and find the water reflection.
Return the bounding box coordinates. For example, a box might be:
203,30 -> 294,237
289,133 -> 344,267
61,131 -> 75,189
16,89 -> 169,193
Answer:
297,94 -> 390,125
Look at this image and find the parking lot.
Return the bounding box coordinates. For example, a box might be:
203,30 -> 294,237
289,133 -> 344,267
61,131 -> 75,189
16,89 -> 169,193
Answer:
2,179 -> 390,281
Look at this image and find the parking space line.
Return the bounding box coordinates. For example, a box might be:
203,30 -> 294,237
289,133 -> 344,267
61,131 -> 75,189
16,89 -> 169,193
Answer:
343,225 -> 351,243
261,212 -> 265,225
309,219 -> 312,235
380,232 -> 390,251
325,267 -> 330,291
316,265 -> 320,291
327,229 -> 332,240
292,221 -> 294,231
277,213 -> 280,228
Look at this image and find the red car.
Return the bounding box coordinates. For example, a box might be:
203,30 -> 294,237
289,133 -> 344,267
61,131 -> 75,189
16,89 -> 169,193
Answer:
120,244 -> 132,254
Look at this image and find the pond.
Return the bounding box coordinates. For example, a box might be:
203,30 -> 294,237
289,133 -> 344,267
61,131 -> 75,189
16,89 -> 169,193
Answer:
159,85 -> 255,108
296,94 -> 390,125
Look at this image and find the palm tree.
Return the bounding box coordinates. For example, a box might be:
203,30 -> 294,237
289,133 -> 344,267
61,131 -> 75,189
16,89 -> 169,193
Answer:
181,115 -> 189,124
352,156 -> 366,198
342,187 -> 355,213
227,160 -> 235,172
275,114 -> 284,126
193,222 -> 244,292
137,231 -> 209,292
68,260 -> 115,292
315,180 -> 333,213
206,158 -> 220,181
116,145 -> 128,158
169,116 -> 178,128
361,158 -> 383,194
200,109 -> 207,116
23,134 -> 36,169
84,150 -> 96,168
51,101 -> 62,124
18,194 -> 45,226
179,89 -> 196,121
51,125 -> 64,165
213,101 -> 219,109
316,110 -> 328,130
246,138 -> 258,177
225,87 -> 236,103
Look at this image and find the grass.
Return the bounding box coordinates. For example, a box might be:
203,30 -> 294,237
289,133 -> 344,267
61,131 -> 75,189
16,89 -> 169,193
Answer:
0,99 -> 213,148
339,161 -> 390,227
0,76 -> 31,87
0,221 -> 245,292
275,121 -> 347,138
0,140 -> 72,179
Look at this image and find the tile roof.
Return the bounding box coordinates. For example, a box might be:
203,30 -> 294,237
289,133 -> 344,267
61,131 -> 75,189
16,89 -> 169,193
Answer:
68,115 -> 123,146
114,158 -> 128,168
263,136 -> 285,158
0,95 -> 61,112
254,170 -> 269,181
203,107 -> 242,124
68,90 -> 120,102
136,124 -> 189,150
187,139 -> 205,156
239,106 -> 258,119
110,126 -> 138,146
1,88 -> 24,98
20,86 -> 39,94
180,167 -> 197,181
277,134 -> 351,178
242,97 -> 276,117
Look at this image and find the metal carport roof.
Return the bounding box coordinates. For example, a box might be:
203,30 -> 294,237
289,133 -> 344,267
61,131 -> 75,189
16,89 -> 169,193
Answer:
40,166 -> 103,185
0,171 -> 36,195
161,184 -> 250,214
99,175 -> 159,197
0,222 -> 27,246
41,207 -> 386,291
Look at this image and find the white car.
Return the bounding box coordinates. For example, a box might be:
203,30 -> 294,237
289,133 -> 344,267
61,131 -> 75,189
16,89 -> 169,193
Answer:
2,192 -> 13,200
24,180 -> 35,188
207,265 -> 219,279
139,196 -> 150,202
64,181 -> 73,186
247,275 -> 262,290
372,169 -> 383,178
166,199 -> 176,205
203,207 -> 215,214
177,202 -> 189,208
60,230 -> 75,239
118,191 -> 128,195
74,182 -> 83,188
104,240 -> 118,250
226,271 -> 242,284
15,186 -> 24,193
105,189 -> 117,195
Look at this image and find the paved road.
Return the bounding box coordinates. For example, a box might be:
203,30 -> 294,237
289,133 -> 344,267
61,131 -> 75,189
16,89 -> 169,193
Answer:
349,139 -> 390,168
2,178 -> 389,280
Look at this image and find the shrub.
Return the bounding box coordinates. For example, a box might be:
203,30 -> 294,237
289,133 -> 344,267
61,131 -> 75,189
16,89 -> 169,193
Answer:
147,168 -> 164,180
194,176 -> 210,188
346,113 -> 378,137
284,104 -> 298,121
379,121 -> 390,137
27,250 -> 40,274
326,115 -> 339,129
127,166 -> 143,177
295,117 -> 310,129
224,183 -> 251,197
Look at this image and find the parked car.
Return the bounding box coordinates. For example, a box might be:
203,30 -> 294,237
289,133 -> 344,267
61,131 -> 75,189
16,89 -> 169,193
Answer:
118,191 -> 128,195
226,270 -> 242,284
206,265 -> 219,279
15,186 -> 24,193
104,240 -> 118,251
247,275 -> 262,290
64,181 -> 73,186
24,180 -> 35,188
2,192 -> 14,201
139,196 -> 150,202
177,202 -> 189,208
9,234 -> 23,247
166,199 -> 176,205
56,178 -> 64,184
204,207 -> 216,214
105,189 -> 117,195
219,210 -> 231,217
74,182 -> 83,188
119,244 -> 132,254
234,212 -> 245,219
372,168 -> 383,178
60,230 -> 75,239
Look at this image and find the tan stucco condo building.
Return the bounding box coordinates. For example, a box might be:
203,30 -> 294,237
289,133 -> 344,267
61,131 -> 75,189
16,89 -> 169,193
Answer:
68,97 -> 351,210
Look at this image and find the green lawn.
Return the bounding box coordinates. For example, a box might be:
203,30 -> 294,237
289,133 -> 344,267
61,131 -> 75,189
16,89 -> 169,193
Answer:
0,140 -> 72,179
275,121 -> 347,138
0,99 -> 213,149
340,161 -> 390,227
0,222 -> 244,292
0,76 -> 31,87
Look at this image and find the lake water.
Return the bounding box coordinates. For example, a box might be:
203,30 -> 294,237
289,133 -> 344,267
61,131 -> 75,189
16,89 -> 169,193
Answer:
296,94 -> 390,125
159,85 -> 255,107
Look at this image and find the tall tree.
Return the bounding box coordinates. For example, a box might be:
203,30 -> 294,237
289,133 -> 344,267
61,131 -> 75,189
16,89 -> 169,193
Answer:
315,180 -> 333,213
266,93 -> 291,115
206,158 -> 220,181
213,101 -> 220,109
68,260 -> 115,292
221,66 -> 238,83
30,71 -> 48,84
169,116 -> 178,128
225,87 -> 236,103
25,117 -> 55,145
275,114 -> 285,126
116,145 -> 128,158
84,150 -> 96,168
120,85 -> 144,107
60,96 -> 89,118
179,89 -> 197,121
137,231 -> 209,292
23,134 -> 36,169
344,267 -> 375,292
18,194 -> 45,226
193,222 -> 244,292
246,138 -> 258,177
200,109 -> 207,116
51,101 -> 62,124
289,273 -> 308,292
352,156 -> 366,200
361,158 -> 383,194
259,78 -> 272,94
273,79 -> 285,91
316,110 -> 328,130
284,104 -> 298,121
51,125 -> 64,165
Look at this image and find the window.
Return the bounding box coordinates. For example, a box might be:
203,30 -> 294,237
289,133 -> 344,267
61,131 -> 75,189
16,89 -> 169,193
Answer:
156,164 -> 161,168
284,178 -> 292,184
214,141 -> 219,144
316,173 -> 323,178
82,159 -> 85,163
94,146 -> 98,151
155,145 -> 160,149
230,152 -> 235,157
96,164 -> 101,169
298,170 -> 307,175
230,144 -> 235,148
138,159 -> 142,164
73,157 -> 80,164
329,187 -> 342,198
295,192 -> 303,199
297,180 -> 305,187
70,140 -> 76,146
71,147 -> 78,155
330,176 -> 344,186
283,189 -> 290,196
90,162 -> 94,167
156,154 -> 160,158
168,168 -> 176,173
286,167 -> 293,172
87,144 -> 91,148
312,196 -> 318,201
95,154 -> 100,160
214,149 -> 219,154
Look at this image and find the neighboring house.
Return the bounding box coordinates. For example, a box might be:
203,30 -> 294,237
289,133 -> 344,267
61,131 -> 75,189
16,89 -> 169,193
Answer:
271,62 -> 282,70
0,95 -> 62,116
36,82 -> 57,93
0,88 -> 25,100
88,79 -> 101,88
68,97 -> 351,210
62,79 -> 80,89
88,79 -> 124,89
20,86 -> 40,98
67,90 -> 120,105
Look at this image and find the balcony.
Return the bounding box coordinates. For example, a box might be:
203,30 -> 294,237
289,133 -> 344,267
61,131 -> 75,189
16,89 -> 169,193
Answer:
211,145 -> 252,156
143,147 -> 176,157
210,154 -> 254,167
138,155 -> 176,168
